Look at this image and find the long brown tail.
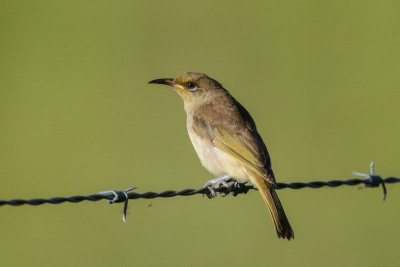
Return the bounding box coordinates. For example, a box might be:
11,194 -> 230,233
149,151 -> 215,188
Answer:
252,176 -> 294,240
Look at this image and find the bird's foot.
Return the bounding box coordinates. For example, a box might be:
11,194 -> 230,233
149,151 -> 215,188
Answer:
202,175 -> 236,198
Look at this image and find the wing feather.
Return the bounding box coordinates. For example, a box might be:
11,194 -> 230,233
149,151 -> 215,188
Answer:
212,124 -> 274,184
191,94 -> 275,184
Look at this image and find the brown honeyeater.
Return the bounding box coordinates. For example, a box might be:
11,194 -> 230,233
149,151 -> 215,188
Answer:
149,72 -> 294,240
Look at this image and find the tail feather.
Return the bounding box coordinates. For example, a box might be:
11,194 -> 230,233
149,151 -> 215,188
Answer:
251,176 -> 294,240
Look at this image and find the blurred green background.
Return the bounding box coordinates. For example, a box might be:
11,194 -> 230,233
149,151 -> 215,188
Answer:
1,0 -> 399,266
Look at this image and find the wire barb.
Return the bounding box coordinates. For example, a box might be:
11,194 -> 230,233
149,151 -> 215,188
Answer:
99,187 -> 136,222
353,162 -> 387,201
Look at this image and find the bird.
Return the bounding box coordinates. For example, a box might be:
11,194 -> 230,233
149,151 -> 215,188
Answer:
148,72 -> 294,240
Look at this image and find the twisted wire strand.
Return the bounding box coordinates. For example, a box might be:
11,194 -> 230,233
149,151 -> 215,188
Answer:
1,176 -> 398,207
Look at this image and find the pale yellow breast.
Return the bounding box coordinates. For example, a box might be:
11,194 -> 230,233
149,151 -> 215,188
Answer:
187,124 -> 249,182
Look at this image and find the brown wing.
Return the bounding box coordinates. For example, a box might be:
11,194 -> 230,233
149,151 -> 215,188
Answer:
193,95 -> 275,184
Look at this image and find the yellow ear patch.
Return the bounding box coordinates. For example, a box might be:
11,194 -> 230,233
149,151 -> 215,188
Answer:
175,84 -> 185,90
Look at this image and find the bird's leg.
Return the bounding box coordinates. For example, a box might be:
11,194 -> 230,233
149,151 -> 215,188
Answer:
202,175 -> 236,198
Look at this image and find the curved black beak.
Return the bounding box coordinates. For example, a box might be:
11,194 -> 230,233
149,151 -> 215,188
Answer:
148,78 -> 174,86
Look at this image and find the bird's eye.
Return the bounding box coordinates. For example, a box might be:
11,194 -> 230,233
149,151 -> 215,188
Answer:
185,82 -> 196,90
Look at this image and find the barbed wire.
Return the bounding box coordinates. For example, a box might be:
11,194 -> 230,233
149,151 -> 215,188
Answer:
0,162 -> 399,221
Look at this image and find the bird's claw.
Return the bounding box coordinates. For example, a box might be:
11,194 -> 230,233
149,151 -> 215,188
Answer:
202,175 -> 235,198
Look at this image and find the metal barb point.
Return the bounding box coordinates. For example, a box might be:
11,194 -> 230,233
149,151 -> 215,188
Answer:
230,181 -> 250,196
99,187 -> 137,222
353,162 -> 387,201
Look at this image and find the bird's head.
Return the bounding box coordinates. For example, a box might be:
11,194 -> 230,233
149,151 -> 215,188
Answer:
148,72 -> 225,105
